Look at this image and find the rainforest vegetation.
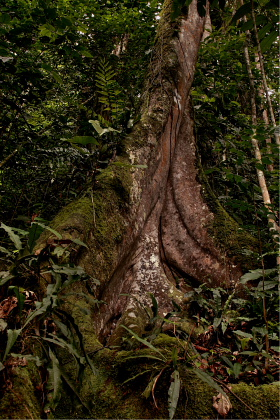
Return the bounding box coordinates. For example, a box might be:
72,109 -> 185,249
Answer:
0,0 -> 279,418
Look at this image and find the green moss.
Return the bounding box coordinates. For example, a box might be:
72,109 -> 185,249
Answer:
0,363 -> 41,419
87,160 -> 132,287
35,196 -> 94,252
36,331 -> 279,419
200,167 -> 259,270
230,382 -> 280,419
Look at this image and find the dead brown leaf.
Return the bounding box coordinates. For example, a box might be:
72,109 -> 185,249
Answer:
5,356 -> 28,368
0,296 -> 18,318
213,392 -> 232,418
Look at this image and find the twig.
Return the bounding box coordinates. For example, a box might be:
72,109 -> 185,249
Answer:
152,366 -> 168,409
214,377 -> 254,413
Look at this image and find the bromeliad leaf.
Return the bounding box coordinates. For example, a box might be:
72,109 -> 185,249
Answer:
168,370 -> 180,420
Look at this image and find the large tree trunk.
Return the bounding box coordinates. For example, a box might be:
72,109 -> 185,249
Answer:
36,0 -> 254,344
91,0 -> 250,345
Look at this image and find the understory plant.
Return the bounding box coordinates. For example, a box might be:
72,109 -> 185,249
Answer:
0,221 -> 99,417
122,272 -> 279,419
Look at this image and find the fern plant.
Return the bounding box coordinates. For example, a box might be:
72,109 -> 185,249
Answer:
95,58 -> 124,125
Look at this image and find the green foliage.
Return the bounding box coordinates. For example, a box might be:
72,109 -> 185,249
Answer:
0,222 -> 99,417
122,274 -> 279,416
231,0 -> 278,52
95,58 -> 124,124
193,14 -> 279,245
0,0 -> 159,223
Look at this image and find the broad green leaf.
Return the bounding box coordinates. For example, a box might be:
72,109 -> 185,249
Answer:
51,264 -> 85,276
39,23 -> 56,39
41,63 -> 62,83
231,3 -> 252,24
239,350 -> 258,356
51,71 -> 63,84
79,50 -> 93,58
23,296 -> 52,329
171,347 -> 178,370
3,329 -> 21,361
89,120 -> 121,136
256,280 -> 278,290
41,63 -> 53,72
260,31 -> 278,53
240,269 -> 263,283
234,330 -> 253,338
240,15 -> 267,31
0,223 -> 22,250
33,221 -> 62,239
257,23 -> 273,41
240,268 -> 276,283
168,370 -> 180,420
71,238 -> 88,248
220,355 -> 233,369
42,336 -> 86,364
213,317 -> 222,328
122,354 -> 168,362
232,362 -> 242,378
265,0 -> 278,9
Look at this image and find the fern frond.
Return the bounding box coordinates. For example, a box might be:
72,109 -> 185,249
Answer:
95,58 -> 124,124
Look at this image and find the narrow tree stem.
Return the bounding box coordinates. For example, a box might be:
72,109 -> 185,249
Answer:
250,0 -> 279,145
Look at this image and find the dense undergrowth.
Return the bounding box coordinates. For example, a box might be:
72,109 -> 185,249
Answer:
0,222 -> 279,418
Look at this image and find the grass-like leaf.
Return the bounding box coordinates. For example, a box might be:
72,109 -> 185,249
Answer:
193,368 -> 227,398
121,325 -> 167,361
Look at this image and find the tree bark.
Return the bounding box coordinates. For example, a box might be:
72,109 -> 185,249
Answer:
33,1 -> 258,350
88,0 -> 252,345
